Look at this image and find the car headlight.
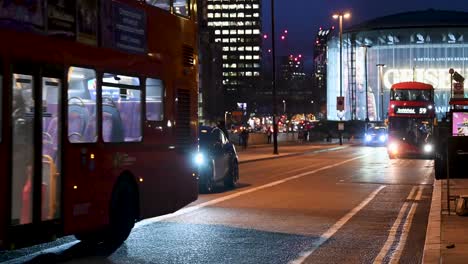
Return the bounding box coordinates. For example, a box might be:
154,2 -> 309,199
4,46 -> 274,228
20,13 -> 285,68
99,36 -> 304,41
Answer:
388,142 -> 398,154
365,134 -> 372,142
194,152 -> 205,165
379,135 -> 386,142
424,144 -> 433,153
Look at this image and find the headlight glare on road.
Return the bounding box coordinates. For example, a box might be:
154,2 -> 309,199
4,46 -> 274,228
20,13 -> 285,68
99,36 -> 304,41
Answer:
424,144 -> 433,153
194,152 -> 205,165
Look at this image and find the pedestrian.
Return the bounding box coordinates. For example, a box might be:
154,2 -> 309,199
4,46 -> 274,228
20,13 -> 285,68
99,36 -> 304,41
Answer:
267,126 -> 272,144
303,129 -> 308,142
241,128 -> 249,149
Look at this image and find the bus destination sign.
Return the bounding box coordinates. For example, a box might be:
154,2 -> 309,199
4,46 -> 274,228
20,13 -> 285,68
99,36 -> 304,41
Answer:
395,106 -> 428,115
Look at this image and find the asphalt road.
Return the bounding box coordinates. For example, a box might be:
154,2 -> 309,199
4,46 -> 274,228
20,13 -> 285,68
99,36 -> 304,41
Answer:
1,145 -> 434,264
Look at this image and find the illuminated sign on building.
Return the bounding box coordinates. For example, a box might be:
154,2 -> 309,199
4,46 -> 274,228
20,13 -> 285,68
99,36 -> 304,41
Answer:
383,68 -> 468,90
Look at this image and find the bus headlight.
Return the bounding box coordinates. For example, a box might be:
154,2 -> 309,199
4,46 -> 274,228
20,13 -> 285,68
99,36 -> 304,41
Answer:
388,142 -> 398,154
194,152 -> 205,165
424,144 -> 433,153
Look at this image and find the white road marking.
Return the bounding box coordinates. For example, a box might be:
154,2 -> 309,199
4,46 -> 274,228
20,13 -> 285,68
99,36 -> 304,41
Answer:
290,185 -> 386,264
389,186 -> 422,264
136,153 -> 371,229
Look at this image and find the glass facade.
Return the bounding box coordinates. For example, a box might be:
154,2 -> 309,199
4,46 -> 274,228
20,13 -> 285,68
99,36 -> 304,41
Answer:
327,28 -> 468,120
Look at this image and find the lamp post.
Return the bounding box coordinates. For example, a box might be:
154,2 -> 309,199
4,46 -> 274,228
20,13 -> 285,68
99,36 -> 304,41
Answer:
377,63 -> 386,121
282,99 -> 286,114
332,12 -> 351,117
333,12 -> 350,146
271,0 -> 279,154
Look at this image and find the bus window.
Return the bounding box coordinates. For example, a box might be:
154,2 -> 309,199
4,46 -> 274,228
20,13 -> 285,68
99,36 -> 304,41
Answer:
146,78 -> 164,121
173,0 -> 189,17
146,0 -> 170,11
67,67 -> 97,143
11,74 -> 34,225
102,74 -> 142,143
42,77 -> 61,221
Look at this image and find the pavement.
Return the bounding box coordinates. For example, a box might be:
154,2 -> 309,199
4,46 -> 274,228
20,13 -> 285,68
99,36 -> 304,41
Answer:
424,178 -> 468,264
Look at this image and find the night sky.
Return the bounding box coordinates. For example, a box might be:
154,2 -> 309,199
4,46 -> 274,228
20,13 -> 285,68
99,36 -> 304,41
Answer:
262,0 -> 468,57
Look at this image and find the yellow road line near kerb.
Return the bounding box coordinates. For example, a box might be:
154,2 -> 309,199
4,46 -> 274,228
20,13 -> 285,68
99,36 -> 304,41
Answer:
135,153 -> 371,229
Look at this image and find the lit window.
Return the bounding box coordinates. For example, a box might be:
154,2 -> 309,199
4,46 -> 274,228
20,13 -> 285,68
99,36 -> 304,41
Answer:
237,4 -> 244,9
246,46 -> 252,51
222,13 -> 228,18
146,78 -> 164,122
230,38 -> 237,42
222,4 -> 228,9
245,29 -> 252,34
222,38 -> 229,43
254,63 -> 260,68
254,72 -> 260,76
230,47 -> 237,51
238,30 -> 244,34
246,55 -> 252,60
230,63 -> 237,68
102,73 -> 142,143
238,47 -> 244,51
253,46 -> 260,51
253,55 -> 260,60
238,12 -> 244,17
253,13 -> 259,17
207,4 -> 213,10
222,55 -> 228,59
222,30 -> 229,35
237,21 -> 244,26
230,13 -> 236,18
253,4 -> 259,9
253,29 -> 260,34
246,72 -> 252,76
215,38 -> 221,42
207,13 -> 213,18
173,0 -> 190,17
230,30 -> 236,34
223,47 -> 229,51
215,30 -> 220,35
240,55 -> 245,60
68,67 -> 97,143
215,13 -> 221,18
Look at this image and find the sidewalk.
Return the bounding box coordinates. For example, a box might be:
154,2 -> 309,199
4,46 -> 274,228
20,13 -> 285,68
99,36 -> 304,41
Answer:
236,139 -> 352,163
424,179 -> 468,263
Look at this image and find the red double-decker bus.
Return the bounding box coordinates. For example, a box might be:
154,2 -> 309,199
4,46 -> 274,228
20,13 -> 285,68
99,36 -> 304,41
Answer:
387,82 -> 435,158
0,0 -> 198,250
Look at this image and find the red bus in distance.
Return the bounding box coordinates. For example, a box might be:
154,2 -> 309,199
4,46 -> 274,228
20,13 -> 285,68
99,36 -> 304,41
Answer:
387,82 -> 435,158
0,0 -> 198,251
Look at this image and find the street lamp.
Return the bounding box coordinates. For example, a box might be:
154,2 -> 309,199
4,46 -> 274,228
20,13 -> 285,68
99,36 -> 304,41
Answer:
332,12 -> 351,116
377,63 -> 386,121
282,99 -> 286,114
271,0 -> 279,155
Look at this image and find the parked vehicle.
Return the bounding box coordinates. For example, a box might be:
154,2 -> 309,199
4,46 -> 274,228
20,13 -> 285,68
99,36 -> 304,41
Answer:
196,126 -> 239,193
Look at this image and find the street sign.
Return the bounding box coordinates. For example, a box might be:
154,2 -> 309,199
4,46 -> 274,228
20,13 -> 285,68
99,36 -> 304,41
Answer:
337,96 -> 344,111
454,82 -> 464,98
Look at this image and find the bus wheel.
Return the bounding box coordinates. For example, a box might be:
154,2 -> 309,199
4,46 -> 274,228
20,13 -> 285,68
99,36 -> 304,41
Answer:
224,160 -> 238,189
106,178 -> 138,246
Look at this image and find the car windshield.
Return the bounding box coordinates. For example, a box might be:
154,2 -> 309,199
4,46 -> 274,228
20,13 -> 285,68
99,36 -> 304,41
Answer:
369,128 -> 387,134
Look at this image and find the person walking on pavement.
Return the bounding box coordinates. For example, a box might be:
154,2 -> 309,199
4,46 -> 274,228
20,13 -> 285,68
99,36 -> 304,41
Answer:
267,126 -> 272,144
241,128 -> 249,149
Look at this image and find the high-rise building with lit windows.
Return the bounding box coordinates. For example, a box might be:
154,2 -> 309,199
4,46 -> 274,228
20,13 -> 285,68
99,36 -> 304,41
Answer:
202,0 -> 262,111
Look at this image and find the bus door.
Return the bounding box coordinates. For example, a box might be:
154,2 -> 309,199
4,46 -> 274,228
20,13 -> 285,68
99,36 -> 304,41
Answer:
9,64 -> 62,235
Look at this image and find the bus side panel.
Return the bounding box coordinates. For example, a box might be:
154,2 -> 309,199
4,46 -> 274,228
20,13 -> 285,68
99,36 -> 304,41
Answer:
0,63 -> 8,247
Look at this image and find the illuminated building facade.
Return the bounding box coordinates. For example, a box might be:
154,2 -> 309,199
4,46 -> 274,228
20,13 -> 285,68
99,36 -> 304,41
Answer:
313,27 -> 333,118
327,10 -> 468,120
204,0 -> 262,111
